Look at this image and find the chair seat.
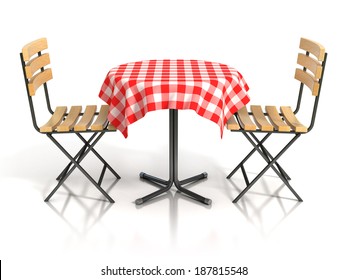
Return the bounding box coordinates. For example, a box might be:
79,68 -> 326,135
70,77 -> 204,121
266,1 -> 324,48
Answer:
40,104 -> 116,133
227,105 -> 307,133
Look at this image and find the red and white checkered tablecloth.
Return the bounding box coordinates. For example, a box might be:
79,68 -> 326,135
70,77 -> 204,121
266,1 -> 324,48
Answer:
99,59 -> 250,138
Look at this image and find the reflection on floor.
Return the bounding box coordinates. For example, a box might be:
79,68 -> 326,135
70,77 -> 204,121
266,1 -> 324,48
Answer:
1,140 -> 345,280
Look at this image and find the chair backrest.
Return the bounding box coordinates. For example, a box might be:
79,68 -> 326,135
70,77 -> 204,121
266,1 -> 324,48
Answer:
294,38 -> 327,131
20,38 -> 54,131
21,38 -> 52,96
295,38 -> 326,97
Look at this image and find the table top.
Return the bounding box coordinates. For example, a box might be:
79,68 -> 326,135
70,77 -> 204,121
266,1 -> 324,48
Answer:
99,59 -> 250,138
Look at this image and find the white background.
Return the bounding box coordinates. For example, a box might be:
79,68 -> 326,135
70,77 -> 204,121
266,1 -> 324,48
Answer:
0,0 -> 345,279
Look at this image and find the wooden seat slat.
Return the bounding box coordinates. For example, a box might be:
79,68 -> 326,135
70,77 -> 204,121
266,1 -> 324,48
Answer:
237,106 -> 257,131
265,106 -> 291,132
91,105 -> 110,131
74,105 -> 97,131
40,106 -> 67,133
226,115 -> 240,130
57,106 -> 82,132
280,106 -> 308,133
251,105 -> 273,131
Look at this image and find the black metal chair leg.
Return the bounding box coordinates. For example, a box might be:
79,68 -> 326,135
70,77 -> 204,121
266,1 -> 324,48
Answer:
57,132 -> 121,181
45,133 -> 115,203
228,133 -> 292,181
76,133 -> 121,179
227,133 -> 271,179
232,133 -> 302,203
250,132 -> 292,181
56,133 -> 98,180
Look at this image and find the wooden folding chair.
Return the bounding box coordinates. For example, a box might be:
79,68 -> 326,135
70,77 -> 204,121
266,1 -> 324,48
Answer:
20,38 -> 120,203
226,38 -> 327,203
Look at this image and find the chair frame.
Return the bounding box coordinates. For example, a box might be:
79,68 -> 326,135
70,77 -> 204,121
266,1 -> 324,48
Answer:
227,38 -> 328,203
20,38 -> 120,203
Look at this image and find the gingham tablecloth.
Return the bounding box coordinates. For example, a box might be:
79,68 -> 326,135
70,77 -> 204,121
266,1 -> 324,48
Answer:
99,59 -> 250,138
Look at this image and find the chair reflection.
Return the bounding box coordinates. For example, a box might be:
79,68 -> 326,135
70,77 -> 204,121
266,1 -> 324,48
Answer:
228,176 -> 301,236
45,180 -> 117,235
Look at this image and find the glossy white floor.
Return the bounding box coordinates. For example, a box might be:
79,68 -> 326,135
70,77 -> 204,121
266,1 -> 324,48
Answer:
2,0 -> 346,278
1,108 -> 346,279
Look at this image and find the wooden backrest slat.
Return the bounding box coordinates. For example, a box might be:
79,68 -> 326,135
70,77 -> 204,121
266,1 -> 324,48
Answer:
297,53 -> 322,79
22,38 -> 48,61
74,105 -> 97,131
295,68 -> 320,96
226,115 -> 240,130
237,106 -> 257,131
57,106 -> 82,132
280,106 -> 307,133
299,38 -> 325,61
25,53 -> 50,79
40,106 -> 67,133
28,68 -> 53,96
265,106 -> 291,132
91,105 -> 110,131
250,105 -> 273,131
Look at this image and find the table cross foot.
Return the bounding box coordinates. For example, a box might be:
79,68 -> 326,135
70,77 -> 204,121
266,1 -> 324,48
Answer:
135,172 -> 211,205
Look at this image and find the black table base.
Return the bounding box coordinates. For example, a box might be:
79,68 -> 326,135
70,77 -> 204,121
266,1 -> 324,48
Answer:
135,109 -> 212,205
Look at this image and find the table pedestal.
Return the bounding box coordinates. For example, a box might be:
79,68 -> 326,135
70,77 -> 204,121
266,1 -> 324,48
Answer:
135,109 -> 212,205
